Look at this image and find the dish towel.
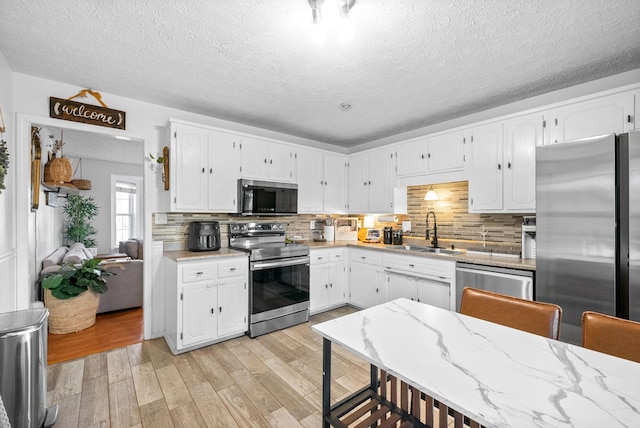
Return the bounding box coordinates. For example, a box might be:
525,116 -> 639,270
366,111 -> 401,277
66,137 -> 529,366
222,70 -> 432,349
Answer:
0,394 -> 10,428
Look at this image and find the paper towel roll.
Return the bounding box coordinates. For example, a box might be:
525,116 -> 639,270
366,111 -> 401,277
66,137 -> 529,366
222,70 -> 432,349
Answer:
323,225 -> 335,241
377,215 -> 398,223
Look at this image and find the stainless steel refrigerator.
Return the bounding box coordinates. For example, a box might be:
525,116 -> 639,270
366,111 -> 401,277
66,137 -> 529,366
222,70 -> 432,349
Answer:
536,131 -> 640,344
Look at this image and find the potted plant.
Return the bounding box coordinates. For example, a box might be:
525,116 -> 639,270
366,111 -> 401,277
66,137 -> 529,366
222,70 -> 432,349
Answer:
39,258 -> 114,334
64,194 -> 99,253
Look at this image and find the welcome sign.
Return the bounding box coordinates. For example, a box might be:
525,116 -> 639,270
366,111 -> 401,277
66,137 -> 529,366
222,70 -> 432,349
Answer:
49,95 -> 126,130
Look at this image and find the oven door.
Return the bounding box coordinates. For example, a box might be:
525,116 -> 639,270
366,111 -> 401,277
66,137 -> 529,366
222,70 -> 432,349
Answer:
249,256 -> 310,323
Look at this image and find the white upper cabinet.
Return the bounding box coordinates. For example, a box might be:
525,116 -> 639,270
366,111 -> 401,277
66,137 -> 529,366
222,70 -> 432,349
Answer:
297,149 -> 347,214
503,114 -> 541,212
348,149 -> 395,214
395,131 -> 465,178
469,123 -> 503,212
171,122 -> 241,212
543,92 -> 635,144
240,137 -> 296,182
469,115 -> 540,213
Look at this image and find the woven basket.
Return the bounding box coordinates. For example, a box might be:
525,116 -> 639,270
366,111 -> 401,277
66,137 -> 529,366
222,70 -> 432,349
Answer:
44,289 -> 100,334
44,155 -> 73,184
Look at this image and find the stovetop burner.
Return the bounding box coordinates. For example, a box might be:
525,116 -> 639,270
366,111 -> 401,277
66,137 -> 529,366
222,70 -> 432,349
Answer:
229,222 -> 309,261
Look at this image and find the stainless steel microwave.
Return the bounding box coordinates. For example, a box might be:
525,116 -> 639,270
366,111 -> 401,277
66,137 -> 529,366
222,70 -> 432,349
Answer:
236,179 -> 298,216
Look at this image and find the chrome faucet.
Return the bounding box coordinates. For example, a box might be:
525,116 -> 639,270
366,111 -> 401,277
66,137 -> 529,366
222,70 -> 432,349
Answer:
426,211 -> 438,248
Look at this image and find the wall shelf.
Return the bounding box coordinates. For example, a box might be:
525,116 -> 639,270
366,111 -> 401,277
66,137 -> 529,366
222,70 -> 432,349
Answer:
42,182 -> 79,196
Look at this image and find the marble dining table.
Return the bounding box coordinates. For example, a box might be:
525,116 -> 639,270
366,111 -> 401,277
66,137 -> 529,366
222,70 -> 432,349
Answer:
312,298 -> 640,428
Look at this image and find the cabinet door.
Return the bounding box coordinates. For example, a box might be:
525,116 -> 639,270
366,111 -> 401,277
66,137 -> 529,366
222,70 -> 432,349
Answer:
386,272 -> 415,301
396,139 -> 427,177
503,114 -> 540,212
208,131 -> 241,212
182,282 -> 216,346
268,143 -> 296,182
297,149 -> 325,213
174,125 -> 209,211
348,154 -> 369,213
309,264 -> 329,312
240,137 -> 270,179
327,262 -> 347,306
323,154 -> 348,214
349,262 -> 382,308
426,131 -> 465,173
415,277 -> 450,310
368,150 -> 395,213
217,277 -> 247,337
545,92 -> 634,144
469,123 -> 504,212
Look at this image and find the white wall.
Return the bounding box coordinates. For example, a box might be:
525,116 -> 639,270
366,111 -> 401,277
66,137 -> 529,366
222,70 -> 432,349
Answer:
78,158 -> 143,254
0,50 -> 16,313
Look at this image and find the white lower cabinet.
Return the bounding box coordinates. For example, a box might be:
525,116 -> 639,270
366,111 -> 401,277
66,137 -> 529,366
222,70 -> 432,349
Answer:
348,249 -> 386,308
309,248 -> 347,314
383,253 -> 455,310
164,255 -> 248,354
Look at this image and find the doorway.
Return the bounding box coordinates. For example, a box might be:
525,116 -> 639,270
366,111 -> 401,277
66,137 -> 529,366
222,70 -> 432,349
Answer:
15,114 -> 153,360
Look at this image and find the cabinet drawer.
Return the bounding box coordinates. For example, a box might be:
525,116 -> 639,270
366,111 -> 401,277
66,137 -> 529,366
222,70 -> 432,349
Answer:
218,258 -> 247,278
311,250 -> 330,265
349,249 -> 383,265
383,254 -> 453,279
328,248 -> 345,263
181,262 -> 216,283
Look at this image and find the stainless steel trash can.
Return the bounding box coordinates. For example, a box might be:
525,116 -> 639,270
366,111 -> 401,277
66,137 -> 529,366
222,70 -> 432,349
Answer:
0,308 -> 57,427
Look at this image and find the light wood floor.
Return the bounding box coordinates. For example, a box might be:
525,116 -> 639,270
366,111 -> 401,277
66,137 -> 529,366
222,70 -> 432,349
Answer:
47,306 -> 373,428
48,308 -> 144,365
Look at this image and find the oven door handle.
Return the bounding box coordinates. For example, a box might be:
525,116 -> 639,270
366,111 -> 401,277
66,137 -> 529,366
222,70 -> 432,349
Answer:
251,256 -> 310,271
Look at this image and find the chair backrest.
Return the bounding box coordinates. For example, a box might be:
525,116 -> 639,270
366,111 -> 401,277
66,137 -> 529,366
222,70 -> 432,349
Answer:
582,311 -> 640,363
459,287 -> 562,340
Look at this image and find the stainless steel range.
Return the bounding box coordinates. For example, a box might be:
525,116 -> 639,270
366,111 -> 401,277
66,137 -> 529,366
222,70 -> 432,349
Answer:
229,222 -> 310,338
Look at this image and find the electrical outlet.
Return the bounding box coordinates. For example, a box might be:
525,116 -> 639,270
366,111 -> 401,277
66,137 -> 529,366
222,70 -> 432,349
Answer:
155,213 -> 168,225
310,220 -> 316,229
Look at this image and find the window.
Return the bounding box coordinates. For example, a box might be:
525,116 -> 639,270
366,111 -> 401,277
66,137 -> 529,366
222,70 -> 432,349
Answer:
115,180 -> 137,244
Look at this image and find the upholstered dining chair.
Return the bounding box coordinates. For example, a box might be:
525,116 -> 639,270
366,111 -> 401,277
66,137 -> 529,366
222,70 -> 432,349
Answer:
459,287 -> 563,340
582,311 -> 640,363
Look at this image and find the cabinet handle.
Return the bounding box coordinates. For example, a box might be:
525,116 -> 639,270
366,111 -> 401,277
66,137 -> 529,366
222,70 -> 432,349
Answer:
211,308 -> 214,314
361,256 -> 366,260
324,181 -> 328,185
421,154 -> 424,159
210,168 -> 213,174
270,159 -> 273,164
376,288 -> 379,293
196,271 -> 203,275
229,267 -> 236,271
363,181 -> 367,186
318,256 -> 324,260
629,115 -> 633,123
325,284 -> 328,288
409,264 -> 415,268
507,162 -> 512,169
320,180 -> 324,185
368,181 -> 371,185
219,307 -> 222,312
329,283 -> 333,288
497,163 -> 502,170
264,158 -> 268,163
427,153 -> 431,158
554,118 -> 558,126
202,167 -> 205,173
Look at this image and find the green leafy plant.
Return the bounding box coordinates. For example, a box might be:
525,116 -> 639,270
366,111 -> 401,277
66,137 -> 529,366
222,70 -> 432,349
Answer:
39,258 -> 113,299
64,194 -> 99,247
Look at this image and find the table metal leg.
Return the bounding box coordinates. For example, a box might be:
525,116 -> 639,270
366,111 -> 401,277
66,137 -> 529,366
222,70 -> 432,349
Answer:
322,338 -> 331,428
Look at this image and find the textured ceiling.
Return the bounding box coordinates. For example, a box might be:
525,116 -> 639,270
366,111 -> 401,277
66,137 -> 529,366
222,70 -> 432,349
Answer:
1,0 -> 640,148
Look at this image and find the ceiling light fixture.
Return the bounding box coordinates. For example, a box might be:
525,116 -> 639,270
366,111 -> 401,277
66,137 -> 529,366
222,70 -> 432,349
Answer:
308,0 -> 356,44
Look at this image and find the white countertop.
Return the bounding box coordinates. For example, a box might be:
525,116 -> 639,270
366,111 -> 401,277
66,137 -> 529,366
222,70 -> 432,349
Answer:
312,298 -> 640,428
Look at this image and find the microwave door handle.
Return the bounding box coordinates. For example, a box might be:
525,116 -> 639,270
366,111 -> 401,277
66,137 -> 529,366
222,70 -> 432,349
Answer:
252,257 -> 310,270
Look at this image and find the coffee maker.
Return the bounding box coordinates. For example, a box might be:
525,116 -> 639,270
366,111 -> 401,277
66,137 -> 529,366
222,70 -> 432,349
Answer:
521,217 -> 536,259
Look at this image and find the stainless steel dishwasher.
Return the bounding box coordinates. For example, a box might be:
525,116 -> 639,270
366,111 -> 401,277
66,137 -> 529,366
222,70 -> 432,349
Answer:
455,263 -> 534,311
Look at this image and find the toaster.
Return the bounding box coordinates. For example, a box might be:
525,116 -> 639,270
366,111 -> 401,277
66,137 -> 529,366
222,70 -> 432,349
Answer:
365,229 -> 382,243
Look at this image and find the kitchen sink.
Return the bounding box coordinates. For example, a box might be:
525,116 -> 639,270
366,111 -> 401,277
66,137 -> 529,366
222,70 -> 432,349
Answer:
399,245 -> 462,255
